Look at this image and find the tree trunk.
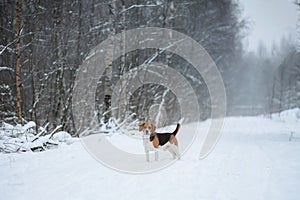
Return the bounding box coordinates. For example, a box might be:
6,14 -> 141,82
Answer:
52,0 -> 65,129
297,0 -> 300,52
118,0 -> 127,121
102,0 -> 116,123
15,0 -> 22,125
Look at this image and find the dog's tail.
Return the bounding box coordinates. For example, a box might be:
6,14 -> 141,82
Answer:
172,123 -> 181,136
172,118 -> 183,136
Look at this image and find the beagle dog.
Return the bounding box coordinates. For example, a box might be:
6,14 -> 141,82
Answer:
139,122 -> 181,161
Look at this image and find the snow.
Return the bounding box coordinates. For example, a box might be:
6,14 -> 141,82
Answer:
0,66 -> 14,72
0,122 -> 73,153
1,109 -> 300,200
22,121 -> 36,131
51,131 -> 73,144
0,122 -> 35,138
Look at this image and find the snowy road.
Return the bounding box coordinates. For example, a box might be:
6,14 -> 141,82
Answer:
1,111 -> 300,200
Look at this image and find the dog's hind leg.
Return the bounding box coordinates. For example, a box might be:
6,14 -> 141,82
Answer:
164,143 -> 176,159
173,145 -> 180,159
169,144 -> 180,159
169,148 -> 176,159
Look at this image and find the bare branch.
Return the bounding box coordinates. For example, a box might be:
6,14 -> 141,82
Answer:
119,3 -> 162,15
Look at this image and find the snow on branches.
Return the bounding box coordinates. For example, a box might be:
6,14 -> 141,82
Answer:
0,121 -> 74,153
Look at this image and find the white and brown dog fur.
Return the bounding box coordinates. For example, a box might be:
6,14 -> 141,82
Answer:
139,121 -> 181,161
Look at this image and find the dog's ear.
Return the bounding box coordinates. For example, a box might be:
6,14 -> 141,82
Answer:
138,123 -> 145,131
151,123 -> 156,133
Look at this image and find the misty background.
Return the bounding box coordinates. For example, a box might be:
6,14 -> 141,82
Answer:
0,0 -> 299,134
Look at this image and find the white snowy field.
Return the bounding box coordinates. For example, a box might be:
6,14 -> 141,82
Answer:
1,109 -> 300,200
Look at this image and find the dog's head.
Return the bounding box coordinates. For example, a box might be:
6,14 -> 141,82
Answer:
139,122 -> 156,135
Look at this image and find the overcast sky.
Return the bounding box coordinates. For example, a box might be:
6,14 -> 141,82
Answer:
239,0 -> 298,52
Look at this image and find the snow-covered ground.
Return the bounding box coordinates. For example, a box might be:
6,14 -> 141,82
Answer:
1,109 -> 300,200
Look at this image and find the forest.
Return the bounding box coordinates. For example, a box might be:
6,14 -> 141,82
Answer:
1,0 -> 299,135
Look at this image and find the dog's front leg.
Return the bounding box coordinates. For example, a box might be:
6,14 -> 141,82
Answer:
146,150 -> 150,162
155,151 -> 158,161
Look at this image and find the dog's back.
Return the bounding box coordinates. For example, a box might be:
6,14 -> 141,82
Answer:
150,123 -> 181,146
